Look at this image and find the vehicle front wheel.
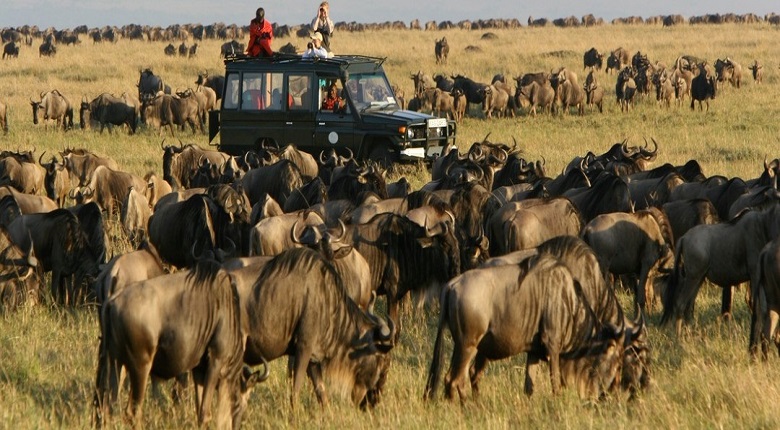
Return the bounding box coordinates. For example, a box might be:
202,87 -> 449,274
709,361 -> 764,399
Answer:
367,144 -> 398,169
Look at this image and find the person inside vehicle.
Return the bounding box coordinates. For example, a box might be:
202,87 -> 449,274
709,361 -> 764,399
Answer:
247,7 -> 273,57
311,1 -> 334,51
321,83 -> 345,112
303,32 -> 328,59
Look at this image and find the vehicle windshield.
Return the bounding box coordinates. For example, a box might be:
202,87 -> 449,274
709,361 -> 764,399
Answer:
344,72 -> 398,112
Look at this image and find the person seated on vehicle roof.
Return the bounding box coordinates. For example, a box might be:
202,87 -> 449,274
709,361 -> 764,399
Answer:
321,83 -> 345,112
303,32 -> 329,59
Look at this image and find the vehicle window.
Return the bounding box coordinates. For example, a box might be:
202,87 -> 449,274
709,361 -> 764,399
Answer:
223,73 -> 240,109
288,74 -> 311,111
241,72 -> 284,111
346,73 -> 396,112
319,79 -> 347,113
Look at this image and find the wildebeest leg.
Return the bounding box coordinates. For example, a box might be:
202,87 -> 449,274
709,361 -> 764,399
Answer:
291,347 -> 313,407
768,310 -> 780,358
548,351 -> 562,395
307,362 -> 328,405
448,342 -> 477,403
171,373 -> 189,404
721,285 -> 733,320
469,352 -> 488,396
124,360 -> 151,429
196,358 -> 221,426
524,353 -> 541,396
637,267 -> 651,312
50,269 -> 64,304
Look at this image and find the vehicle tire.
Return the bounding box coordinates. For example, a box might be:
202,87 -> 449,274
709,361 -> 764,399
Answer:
367,143 -> 398,169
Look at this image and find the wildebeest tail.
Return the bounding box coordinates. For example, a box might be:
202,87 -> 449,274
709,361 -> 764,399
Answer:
424,285 -> 450,401
749,250 -> 767,357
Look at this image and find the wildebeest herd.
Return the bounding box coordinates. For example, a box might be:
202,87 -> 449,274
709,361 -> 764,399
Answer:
3,132 -> 780,427
407,47 -> 759,121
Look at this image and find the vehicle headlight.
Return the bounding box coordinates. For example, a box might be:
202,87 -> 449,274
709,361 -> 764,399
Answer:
407,128 -> 414,140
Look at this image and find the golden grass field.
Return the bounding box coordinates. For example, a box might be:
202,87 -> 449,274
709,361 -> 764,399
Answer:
1,22 -> 780,429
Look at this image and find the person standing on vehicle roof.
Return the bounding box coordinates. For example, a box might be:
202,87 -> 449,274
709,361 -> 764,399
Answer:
247,7 -> 273,57
311,1 -> 334,51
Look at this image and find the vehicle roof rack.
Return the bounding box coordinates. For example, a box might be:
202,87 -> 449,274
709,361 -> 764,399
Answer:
224,53 -> 386,67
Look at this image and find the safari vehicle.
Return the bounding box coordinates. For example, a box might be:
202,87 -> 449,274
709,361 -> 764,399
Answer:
208,54 -> 456,164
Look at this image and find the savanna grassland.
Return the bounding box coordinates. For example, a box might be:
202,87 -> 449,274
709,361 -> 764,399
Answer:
1,21 -> 780,429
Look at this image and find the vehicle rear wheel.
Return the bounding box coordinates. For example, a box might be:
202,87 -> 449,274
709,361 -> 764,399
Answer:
367,144 -> 398,169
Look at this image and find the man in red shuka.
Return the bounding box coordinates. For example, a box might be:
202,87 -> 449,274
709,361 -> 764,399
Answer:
247,7 -> 273,57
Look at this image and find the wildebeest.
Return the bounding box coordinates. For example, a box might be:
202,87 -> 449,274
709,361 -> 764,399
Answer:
0,150 -> 45,195
137,68 -> 170,100
30,90 -> 74,130
486,197 -> 583,257
0,98 -> 7,134
714,57 -> 743,88
60,148 -> 119,188
2,198 -> 101,305
2,41 -> 19,59
550,68 -> 584,115
606,47 -> 630,74
161,142 -> 234,190
750,237 -> 780,359
39,39 -> 56,57
451,75 -> 491,113
195,72 -> 225,100
242,247 -> 394,407
661,198 -> 720,244
0,226 -> 40,312
662,204 -> 780,333
435,37 -> 449,64
220,39 -> 244,58
178,42 -> 189,57
616,68 -> 637,112
563,172 -> 632,222
81,93 -> 137,134
748,60 -> 763,84
141,91 -> 201,136
71,165 -> 147,216
451,88 -> 467,123
92,242 -> 165,307
425,253 -> 626,401
583,71 -> 604,113
163,43 -> 175,56
120,186 -> 152,246
0,185 -> 57,214
515,80 -> 555,117
582,208 -> 675,311
583,47 -> 603,70
95,260 -> 266,429
242,159 -> 303,208
690,63 -> 717,111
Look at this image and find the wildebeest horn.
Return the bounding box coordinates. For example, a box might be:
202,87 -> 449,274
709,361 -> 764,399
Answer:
468,145 -> 483,162
511,136 -> 518,152
375,316 -> 396,347
243,356 -> 271,386
335,219 -> 347,242
481,132 -> 492,143
318,150 -> 328,164
82,186 -> 94,197
68,188 -> 79,199
160,139 -> 167,151
621,139 -> 633,157
38,151 -> 47,166
290,219 -> 303,244
497,148 -> 508,163
216,237 -> 237,261
344,147 -> 354,162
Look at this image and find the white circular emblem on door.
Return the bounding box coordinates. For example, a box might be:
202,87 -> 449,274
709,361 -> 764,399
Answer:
328,132 -> 339,144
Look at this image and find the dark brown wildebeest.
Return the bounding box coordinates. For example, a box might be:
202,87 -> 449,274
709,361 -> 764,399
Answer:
137,68 -> 170,100
750,237 -> 780,360
435,37 -> 449,64
39,39 -> 56,57
2,41 -> 19,59
425,254 -> 626,401
95,260 -> 268,429
242,247 -> 394,407
690,63 -> 717,111
662,204 -> 780,334
661,198 -> 720,244
714,57 -> 743,88
81,93 -> 137,134
2,197 -> 101,305
164,43 -> 175,56
195,71 -> 225,103
161,142 -> 234,190
30,90 -> 74,130
582,208 -> 675,311
241,159 -> 304,208
583,47 -> 603,70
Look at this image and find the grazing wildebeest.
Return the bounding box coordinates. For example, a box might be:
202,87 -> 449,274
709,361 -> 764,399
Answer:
662,204 -> 780,333
0,226 -> 40,312
30,90 -> 74,130
242,247 -> 395,407
425,254 -> 626,401
70,165 -> 147,216
583,71 -> 604,113
435,37 -> 449,64
163,43 -> 175,56
137,68 -> 170,100
39,39 -> 56,57
748,60 -> 763,84
95,261 -> 268,429
81,93 -> 137,134
606,47 -> 629,74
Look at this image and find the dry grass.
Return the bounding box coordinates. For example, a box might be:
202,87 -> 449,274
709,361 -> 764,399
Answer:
1,22 -> 780,428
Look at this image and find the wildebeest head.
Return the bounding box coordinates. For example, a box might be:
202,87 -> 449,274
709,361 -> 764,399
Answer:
621,307 -> 650,397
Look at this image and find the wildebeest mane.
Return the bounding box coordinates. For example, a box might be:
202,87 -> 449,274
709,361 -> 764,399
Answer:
187,258 -> 223,287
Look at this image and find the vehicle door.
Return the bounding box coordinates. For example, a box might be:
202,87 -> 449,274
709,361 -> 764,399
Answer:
227,71 -> 286,148
284,73 -> 316,151
314,76 -> 355,155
